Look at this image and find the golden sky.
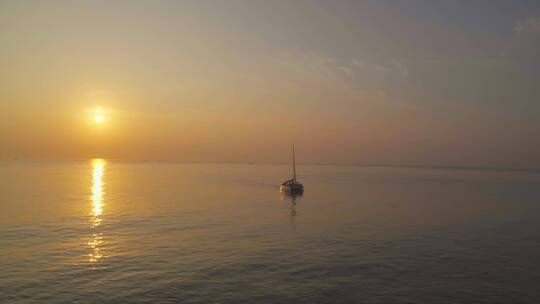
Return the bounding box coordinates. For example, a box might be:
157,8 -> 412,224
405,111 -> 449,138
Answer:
1,1 -> 539,168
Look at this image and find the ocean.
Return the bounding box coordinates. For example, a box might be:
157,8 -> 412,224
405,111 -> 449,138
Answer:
1,161 -> 540,303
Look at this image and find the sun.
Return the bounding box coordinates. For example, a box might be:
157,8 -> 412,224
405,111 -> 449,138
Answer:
94,114 -> 105,123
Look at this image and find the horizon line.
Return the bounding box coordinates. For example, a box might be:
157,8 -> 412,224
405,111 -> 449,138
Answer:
1,158 -> 539,173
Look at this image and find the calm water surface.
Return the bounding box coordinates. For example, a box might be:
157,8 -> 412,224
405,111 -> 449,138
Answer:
1,161 -> 540,303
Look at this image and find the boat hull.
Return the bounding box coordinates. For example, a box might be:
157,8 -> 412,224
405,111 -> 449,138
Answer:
280,184 -> 304,193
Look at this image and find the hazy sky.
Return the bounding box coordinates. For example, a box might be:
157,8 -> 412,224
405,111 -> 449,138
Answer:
1,0 -> 539,167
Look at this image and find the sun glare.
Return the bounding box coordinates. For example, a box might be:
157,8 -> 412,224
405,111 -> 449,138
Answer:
94,114 -> 105,123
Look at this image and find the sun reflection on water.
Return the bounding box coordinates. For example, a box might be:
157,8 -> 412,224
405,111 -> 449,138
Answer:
89,158 -> 106,263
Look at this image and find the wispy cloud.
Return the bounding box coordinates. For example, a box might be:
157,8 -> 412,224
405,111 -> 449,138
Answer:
390,59 -> 409,77
350,58 -> 408,77
514,16 -> 540,34
339,66 -> 353,76
351,59 -> 364,68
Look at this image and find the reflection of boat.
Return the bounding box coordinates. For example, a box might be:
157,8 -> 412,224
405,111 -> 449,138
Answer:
281,189 -> 303,203
280,144 -> 304,193
281,190 -> 303,218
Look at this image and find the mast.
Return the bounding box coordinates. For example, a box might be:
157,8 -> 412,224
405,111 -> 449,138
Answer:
292,144 -> 296,182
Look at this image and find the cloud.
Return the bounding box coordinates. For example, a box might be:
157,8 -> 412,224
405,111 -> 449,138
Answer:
350,57 -> 408,77
351,59 -> 364,68
390,59 -> 409,77
339,66 -> 353,76
514,17 -> 540,34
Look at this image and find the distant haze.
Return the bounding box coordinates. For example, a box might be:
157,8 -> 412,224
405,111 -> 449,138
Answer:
1,0 -> 539,168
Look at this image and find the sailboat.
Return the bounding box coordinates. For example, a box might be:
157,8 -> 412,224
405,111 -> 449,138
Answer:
280,144 -> 304,193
